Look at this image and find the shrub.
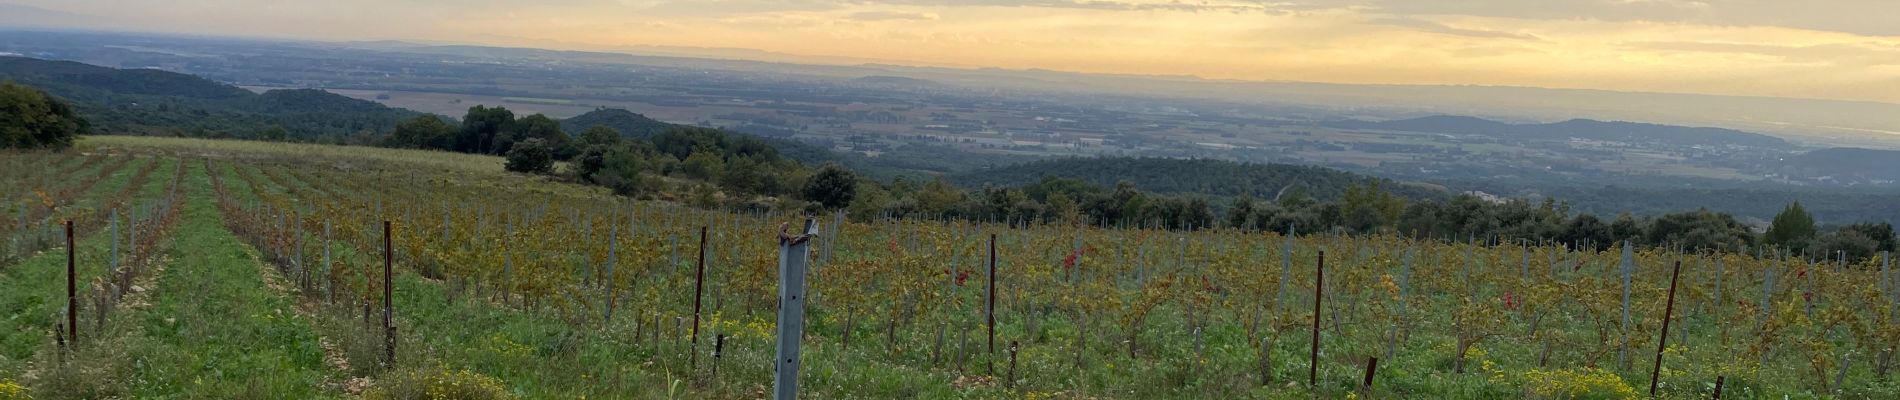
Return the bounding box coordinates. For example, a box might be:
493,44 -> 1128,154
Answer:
363,368 -> 514,400
1522,367 -> 1638,400
504,138 -> 553,174
0,379 -> 26,400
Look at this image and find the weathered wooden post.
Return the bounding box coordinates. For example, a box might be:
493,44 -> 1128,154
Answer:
1310,250 -> 1325,387
1649,261 -> 1682,396
1361,356 -> 1379,392
66,220 -> 77,344
987,233 -> 998,374
774,219 -> 818,400
691,226 -> 708,368
383,220 -> 395,368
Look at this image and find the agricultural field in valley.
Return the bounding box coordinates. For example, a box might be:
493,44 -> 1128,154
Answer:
2,136 -> 1898,399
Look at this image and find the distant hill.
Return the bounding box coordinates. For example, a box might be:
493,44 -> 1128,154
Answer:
1325,115 -> 1790,148
0,56 -> 420,140
1783,147 -> 1900,183
560,108 -> 675,138
950,157 -> 1450,201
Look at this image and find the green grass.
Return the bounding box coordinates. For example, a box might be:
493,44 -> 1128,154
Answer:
33,161 -> 339,399
0,155 -> 161,377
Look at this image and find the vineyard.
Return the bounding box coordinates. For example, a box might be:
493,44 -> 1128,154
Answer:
2,137 -> 1899,399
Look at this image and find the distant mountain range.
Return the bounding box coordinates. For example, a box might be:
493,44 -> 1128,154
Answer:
0,56 -> 417,139
1322,115 -> 1791,148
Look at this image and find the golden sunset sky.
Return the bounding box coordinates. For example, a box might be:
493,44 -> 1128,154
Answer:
8,0 -> 1900,103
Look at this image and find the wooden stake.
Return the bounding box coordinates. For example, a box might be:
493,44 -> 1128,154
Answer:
66,220 -> 77,344
691,226 -> 708,369
383,220 -> 395,368
1649,261 -> 1682,396
1311,250 -> 1324,387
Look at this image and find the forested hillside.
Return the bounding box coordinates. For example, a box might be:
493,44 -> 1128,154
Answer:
0,56 -> 417,140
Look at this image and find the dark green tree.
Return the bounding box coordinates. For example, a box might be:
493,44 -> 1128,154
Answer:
504,138 -> 554,175
457,105 -> 514,154
500,113 -> 569,158
1560,214 -> 1614,250
1837,222 -> 1896,252
384,115 -> 455,150
802,163 -> 858,210
1764,202 -> 1818,252
580,125 -> 622,147
0,82 -> 87,150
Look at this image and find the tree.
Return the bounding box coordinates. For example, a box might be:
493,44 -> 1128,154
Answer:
457,105 -> 514,154
678,148 -> 725,181
1764,202 -> 1818,252
1646,209 -> 1752,251
501,114 -> 569,159
1609,213 -> 1644,244
802,163 -> 858,210
574,145 -> 610,182
384,115 -> 455,150
0,82 -> 86,150
1559,214 -> 1613,250
1229,197 -> 1257,230
1814,230 -> 1880,263
915,177 -> 965,218
504,138 -> 554,174
580,125 -> 622,147
1340,180 -> 1406,231
1837,222 -> 1896,252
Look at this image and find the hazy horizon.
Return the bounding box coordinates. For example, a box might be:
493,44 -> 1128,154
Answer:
3,0 -> 1898,105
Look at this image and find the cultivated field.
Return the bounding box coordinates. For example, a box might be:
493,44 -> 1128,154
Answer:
1,137 -> 1897,399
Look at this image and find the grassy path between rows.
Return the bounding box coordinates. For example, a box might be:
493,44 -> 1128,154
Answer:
27,161 -> 339,399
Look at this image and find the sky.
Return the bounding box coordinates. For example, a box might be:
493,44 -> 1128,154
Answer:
6,0 -> 1900,104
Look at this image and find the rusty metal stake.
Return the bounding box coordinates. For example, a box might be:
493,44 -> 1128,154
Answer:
1712,375 -> 1724,399
1649,261 -> 1682,396
1310,250 -> 1325,388
691,226 -> 707,369
66,220 -> 77,344
1361,356 -> 1379,392
987,233 -> 998,374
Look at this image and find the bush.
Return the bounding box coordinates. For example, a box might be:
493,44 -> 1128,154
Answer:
1521,367 -> 1638,400
0,379 -> 27,400
504,138 -> 553,175
363,368 -> 514,400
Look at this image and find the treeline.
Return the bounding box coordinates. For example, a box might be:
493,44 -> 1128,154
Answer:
379,106 -> 830,210
950,157 -> 1448,201
851,173 -> 1894,261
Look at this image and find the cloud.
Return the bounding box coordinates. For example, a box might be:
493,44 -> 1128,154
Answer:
1291,0 -> 1900,37
845,11 -> 940,21
1369,17 -> 1541,40
1623,40 -> 1900,66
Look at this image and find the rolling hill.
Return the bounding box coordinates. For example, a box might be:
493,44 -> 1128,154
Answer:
559,108 -> 676,138
0,56 -> 419,140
